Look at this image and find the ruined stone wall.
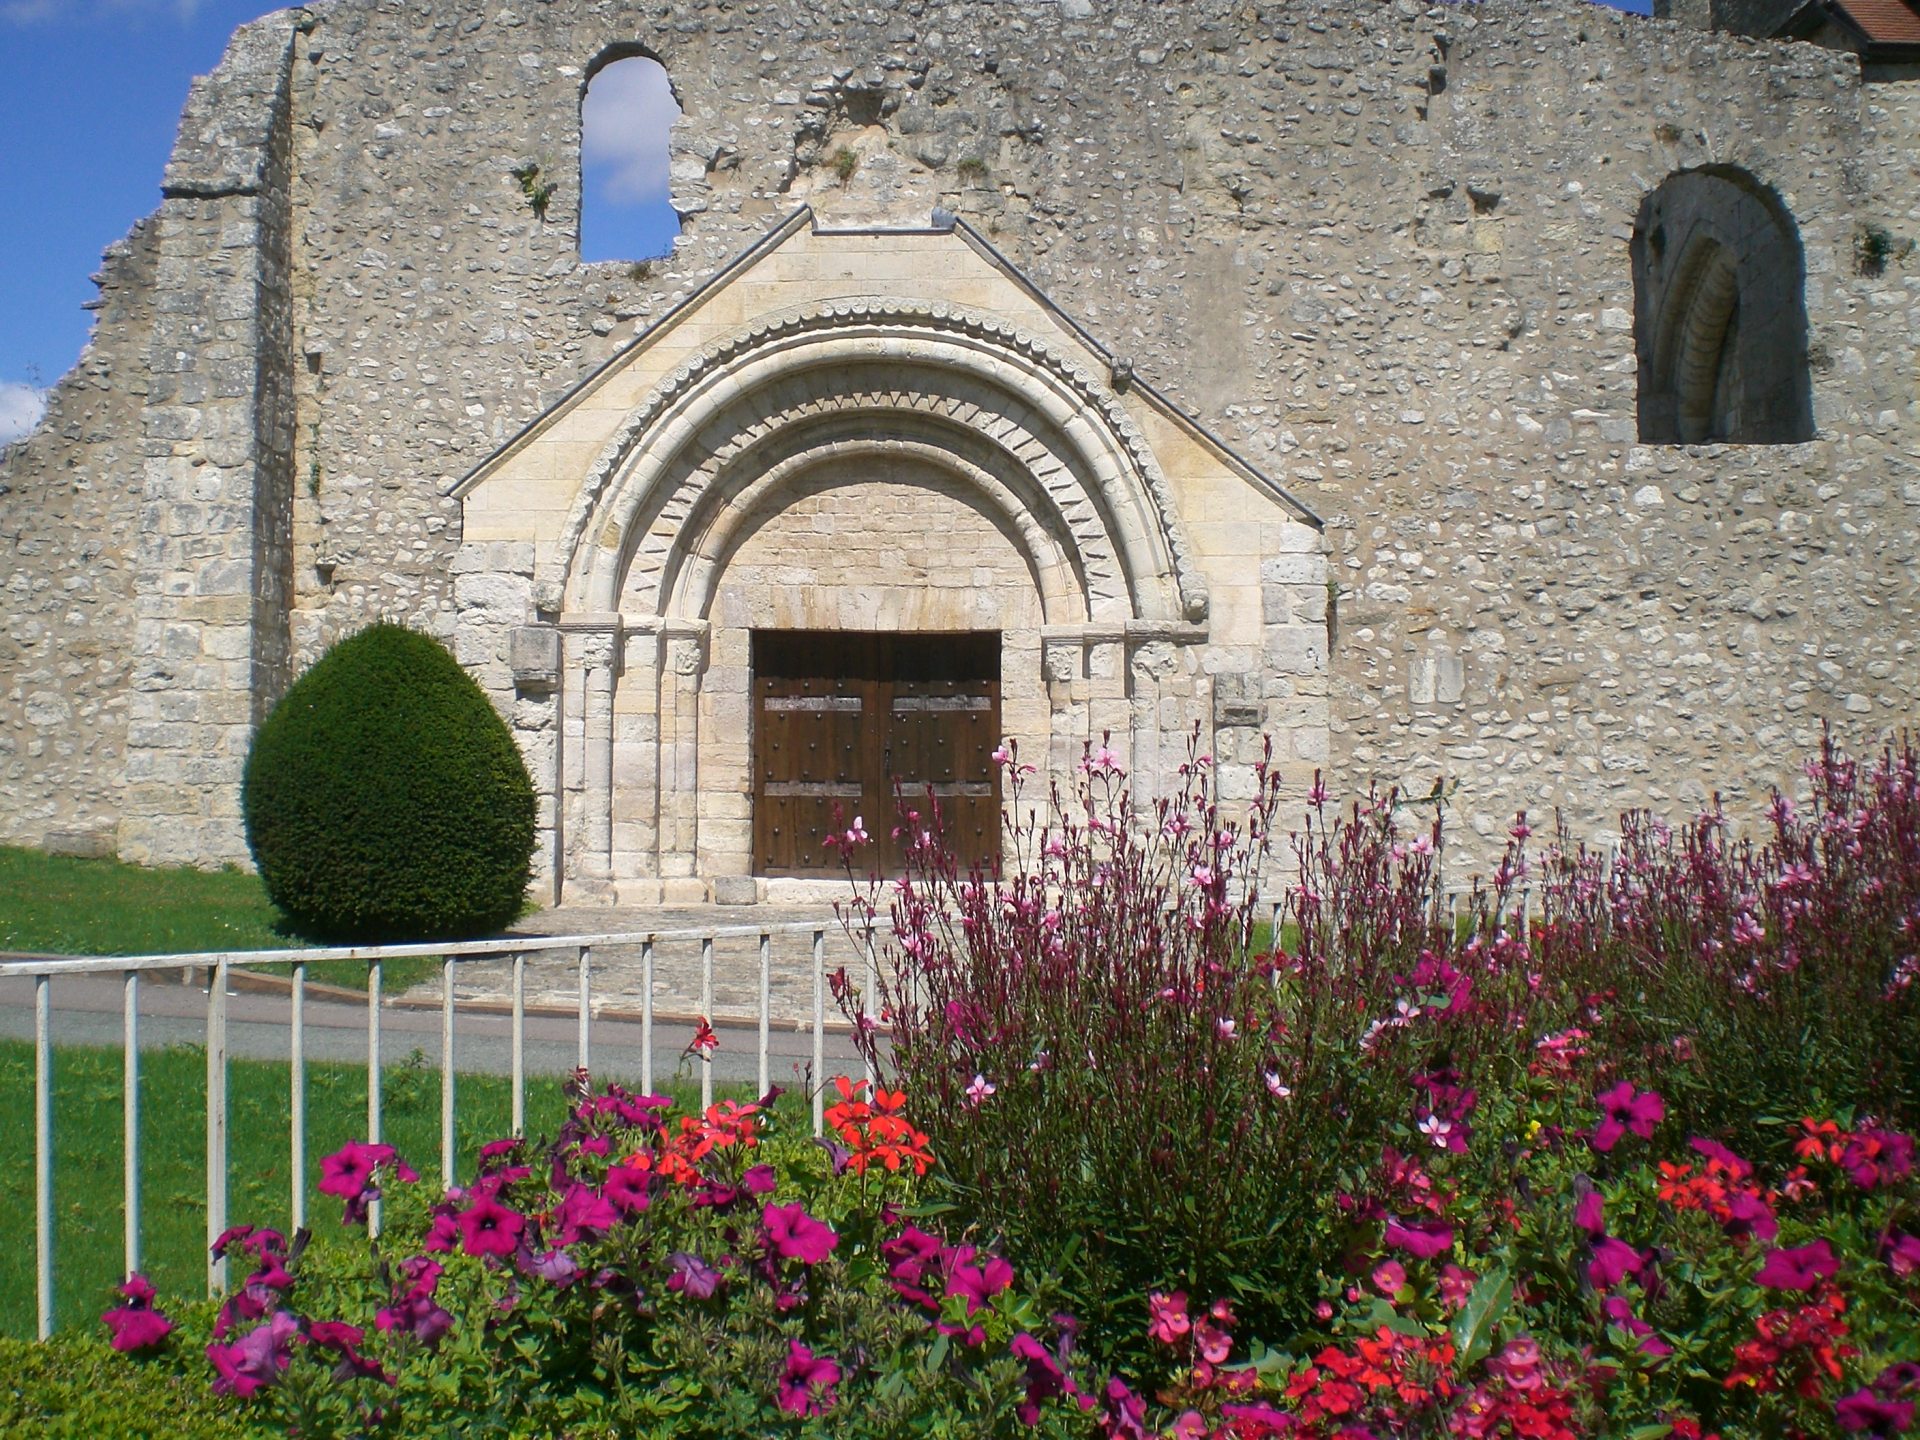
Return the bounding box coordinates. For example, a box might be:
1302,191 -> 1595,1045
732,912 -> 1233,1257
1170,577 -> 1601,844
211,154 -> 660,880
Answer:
0,219 -> 160,856
4,0 -> 1917,875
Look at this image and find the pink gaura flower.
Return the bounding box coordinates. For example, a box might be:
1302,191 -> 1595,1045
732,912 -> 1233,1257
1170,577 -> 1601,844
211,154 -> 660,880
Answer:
1756,1239 -> 1840,1291
1592,1082 -> 1664,1152
763,1201 -> 838,1265
777,1340 -> 841,1416
457,1192 -> 526,1258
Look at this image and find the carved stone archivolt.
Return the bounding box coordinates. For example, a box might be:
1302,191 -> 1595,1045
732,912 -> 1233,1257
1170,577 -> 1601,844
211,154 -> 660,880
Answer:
545,298 -> 1211,627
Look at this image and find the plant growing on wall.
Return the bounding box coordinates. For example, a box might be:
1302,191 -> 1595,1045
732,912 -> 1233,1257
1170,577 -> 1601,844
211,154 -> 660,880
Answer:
510,162 -> 557,222
241,622 -> 536,943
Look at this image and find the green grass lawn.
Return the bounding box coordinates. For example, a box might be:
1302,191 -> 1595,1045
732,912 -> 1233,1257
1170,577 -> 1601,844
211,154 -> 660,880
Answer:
0,1038 -> 745,1339
0,845 -> 441,992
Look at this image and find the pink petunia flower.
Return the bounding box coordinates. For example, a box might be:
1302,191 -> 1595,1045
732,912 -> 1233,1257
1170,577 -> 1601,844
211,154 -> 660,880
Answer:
101,1274 -> 175,1353
763,1201 -> 838,1265
457,1192 -> 525,1258
1587,1236 -> 1649,1291
602,1161 -> 653,1215
777,1340 -> 841,1416
1574,1189 -> 1606,1237
1756,1239 -> 1840,1290
551,1182 -> 619,1246
207,1310 -> 299,1398
1592,1082 -> 1664,1152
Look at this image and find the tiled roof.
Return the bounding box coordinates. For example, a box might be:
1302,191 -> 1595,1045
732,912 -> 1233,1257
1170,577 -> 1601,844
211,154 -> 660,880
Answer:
1835,0 -> 1920,46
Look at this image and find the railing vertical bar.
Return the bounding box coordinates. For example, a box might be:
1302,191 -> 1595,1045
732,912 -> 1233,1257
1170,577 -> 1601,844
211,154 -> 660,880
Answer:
511,952 -> 526,1136
207,958 -> 229,1295
291,961 -> 306,1234
367,958 -> 383,1235
758,931 -> 771,1101
35,973 -> 54,1340
812,929 -> 826,1138
641,939 -> 655,1096
577,945 -> 592,1076
863,923 -> 879,1086
700,935 -> 714,1111
124,969 -> 140,1281
441,956 -> 457,1191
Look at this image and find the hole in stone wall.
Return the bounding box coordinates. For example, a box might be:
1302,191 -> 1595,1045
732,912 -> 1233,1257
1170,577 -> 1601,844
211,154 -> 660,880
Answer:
581,52 -> 682,263
1631,165 -> 1813,445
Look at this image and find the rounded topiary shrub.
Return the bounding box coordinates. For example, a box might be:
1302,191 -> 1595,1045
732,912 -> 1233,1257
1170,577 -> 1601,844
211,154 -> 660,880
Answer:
243,623 -> 536,943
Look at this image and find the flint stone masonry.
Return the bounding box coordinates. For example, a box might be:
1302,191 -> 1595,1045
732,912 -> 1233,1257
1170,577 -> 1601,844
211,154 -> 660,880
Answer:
0,0 -> 1915,891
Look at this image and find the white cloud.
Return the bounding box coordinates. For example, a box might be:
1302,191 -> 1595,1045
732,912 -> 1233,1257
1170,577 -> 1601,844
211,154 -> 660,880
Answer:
2,0 -> 204,23
582,57 -> 680,206
0,381 -> 49,448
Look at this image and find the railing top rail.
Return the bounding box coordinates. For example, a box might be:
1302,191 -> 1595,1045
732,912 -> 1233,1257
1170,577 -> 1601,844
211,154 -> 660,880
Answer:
0,919 -> 855,979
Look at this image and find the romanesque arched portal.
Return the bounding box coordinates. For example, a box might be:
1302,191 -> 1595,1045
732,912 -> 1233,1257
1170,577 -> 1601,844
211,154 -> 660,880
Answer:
455,217 -> 1327,902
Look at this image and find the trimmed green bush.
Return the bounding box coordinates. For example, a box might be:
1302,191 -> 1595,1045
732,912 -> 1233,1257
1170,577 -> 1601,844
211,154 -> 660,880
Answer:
0,1331 -> 250,1438
243,623 -> 536,943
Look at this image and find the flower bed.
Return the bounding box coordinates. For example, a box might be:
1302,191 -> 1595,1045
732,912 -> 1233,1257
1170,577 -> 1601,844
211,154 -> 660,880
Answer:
87,732 -> 1920,1437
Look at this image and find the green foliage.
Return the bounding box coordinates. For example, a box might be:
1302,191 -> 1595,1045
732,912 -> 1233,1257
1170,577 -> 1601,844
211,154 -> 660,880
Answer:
510,162 -> 557,221
0,1329 -> 251,1438
242,623 -> 535,943
830,147 -> 859,184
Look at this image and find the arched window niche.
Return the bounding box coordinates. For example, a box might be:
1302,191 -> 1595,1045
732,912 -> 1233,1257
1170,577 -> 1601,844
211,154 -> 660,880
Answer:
581,49 -> 683,264
1632,166 -> 1814,445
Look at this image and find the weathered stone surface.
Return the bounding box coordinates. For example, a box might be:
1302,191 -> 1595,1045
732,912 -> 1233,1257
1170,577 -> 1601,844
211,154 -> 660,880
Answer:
0,0 -> 1915,886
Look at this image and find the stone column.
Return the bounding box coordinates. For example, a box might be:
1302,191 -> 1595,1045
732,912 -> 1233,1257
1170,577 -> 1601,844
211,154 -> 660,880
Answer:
573,625 -> 622,885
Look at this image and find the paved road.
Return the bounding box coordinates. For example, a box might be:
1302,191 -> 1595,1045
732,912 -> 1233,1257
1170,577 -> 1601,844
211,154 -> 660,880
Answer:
0,970 -> 865,1092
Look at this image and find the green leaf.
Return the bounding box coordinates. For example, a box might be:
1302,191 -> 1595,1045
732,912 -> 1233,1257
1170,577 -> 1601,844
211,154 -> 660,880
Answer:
1450,1265 -> 1513,1368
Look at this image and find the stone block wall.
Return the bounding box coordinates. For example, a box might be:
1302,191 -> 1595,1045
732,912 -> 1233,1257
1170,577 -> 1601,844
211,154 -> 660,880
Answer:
2,0 -> 1917,880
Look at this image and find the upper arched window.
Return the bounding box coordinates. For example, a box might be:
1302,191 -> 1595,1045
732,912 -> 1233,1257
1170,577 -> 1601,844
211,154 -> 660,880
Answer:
581,52 -> 682,263
1632,167 -> 1813,445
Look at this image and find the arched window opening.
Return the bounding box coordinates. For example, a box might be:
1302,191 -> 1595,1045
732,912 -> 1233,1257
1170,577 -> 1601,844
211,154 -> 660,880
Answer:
581,53 -> 682,263
1632,167 -> 1813,445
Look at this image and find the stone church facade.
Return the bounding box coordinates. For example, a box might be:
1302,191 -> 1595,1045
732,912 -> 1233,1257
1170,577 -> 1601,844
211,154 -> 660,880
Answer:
2,0 -> 1916,903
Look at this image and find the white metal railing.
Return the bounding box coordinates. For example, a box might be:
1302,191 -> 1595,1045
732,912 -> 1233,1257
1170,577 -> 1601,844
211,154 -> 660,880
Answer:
1,921 -> 877,1340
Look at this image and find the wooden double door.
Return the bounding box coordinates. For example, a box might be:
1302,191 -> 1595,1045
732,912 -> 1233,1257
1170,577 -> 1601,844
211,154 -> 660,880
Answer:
752,631 -> 1002,876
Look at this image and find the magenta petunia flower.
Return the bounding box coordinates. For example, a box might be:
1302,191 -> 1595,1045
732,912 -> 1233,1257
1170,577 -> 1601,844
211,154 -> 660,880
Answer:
375,1290 -> 452,1347
1756,1239 -> 1840,1290
101,1273 -> 175,1353
742,1163 -> 778,1196
603,1161 -> 653,1215
1884,1231 -> 1920,1278
207,1311 -> 299,1398
1835,1389 -> 1915,1436
762,1201 -> 838,1265
1384,1218 -> 1454,1259
1690,1136 -> 1753,1182
457,1192 -> 526,1258
667,1250 -> 723,1299
777,1340 -> 841,1416
947,1254 -> 1014,1315
1587,1236 -> 1649,1291
524,1248 -> 580,1287
1721,1191 -> 1779,1244
551,1182 -> 619,1246
1010,1332 -> 1076,1426
1591,1082 -> 1664,1152
1841,1128 -> 1915,1191
1574,1189 -> 1606,1236
306,1319 -> 393,1385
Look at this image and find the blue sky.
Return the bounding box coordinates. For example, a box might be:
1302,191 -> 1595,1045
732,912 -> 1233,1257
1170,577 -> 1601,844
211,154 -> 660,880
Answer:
1,0 -> 1647,446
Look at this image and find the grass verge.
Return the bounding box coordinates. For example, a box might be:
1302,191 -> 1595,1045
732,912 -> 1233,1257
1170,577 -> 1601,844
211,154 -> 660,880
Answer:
0,1039 -> 742,1340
